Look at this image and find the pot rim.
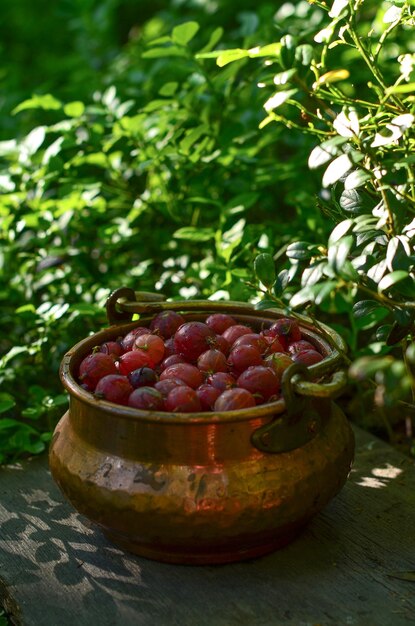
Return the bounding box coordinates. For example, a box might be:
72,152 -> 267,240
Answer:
60,306 -> 345,425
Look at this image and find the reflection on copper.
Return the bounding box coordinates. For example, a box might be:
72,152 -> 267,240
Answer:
207,423 -> 219,465
248,418 -> 268,461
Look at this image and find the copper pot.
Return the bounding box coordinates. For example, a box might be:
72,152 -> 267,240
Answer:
49,288 -> 354,564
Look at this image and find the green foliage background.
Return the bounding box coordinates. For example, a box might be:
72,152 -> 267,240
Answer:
0,0 -> 414,462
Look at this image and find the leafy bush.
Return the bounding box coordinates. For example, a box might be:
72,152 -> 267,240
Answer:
0,0 -> 414,462
0,3 -> 310,462
206,0 -> 415,433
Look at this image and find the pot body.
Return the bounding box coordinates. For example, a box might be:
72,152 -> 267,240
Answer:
50,311 -> 354,564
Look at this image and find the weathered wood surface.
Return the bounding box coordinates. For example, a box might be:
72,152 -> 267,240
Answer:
1,425 -> 414,626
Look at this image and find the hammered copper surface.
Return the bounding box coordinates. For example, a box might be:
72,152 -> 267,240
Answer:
49,309 -> 355,564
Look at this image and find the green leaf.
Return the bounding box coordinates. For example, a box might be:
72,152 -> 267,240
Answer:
329,220 -> 354,244
248,43 -> 281,58
295,44 -> 313,66
180,124 -> 209,154
340,189 -> 373,214
322,154 -> 354,187
354,306 -> 389,331
314,281 -> 338,305
329,0 -> 349,18
387,318 -> 413,346
215,48 -> 249,67
301,263 -> 326,287
290,286 -> 314,308
349,356 -> 393,381
48,394 -> 69,407
386,83 -> 415,95
255,298 -> 278,311
174,227 -> 215,242
0,419 -> 25,431
0,139 -> 17,156
383,5 -> 402,23
172,21 -> 200,46
21,407 -> 43,419
43,137 -> 64,164
308,136 -> 348,169
13,94 -> 62,114
216,219 -> 246,263
344,169 -> 372,190
159,82 -> 179,96
353,300 -> 383,318
328,236 -> 353,273
376,324 -> 393,341
64,101 -> 85,117
378,271 -> 410,293
0,393 -> 16,414
23,126 -> 46,155
197,27 -> 224,54
406,344 -> 415,363
392,308 -> 414,328
264,89 -> 298,112
15,304 -> 37,315
254,253 -> 276,288
314,69 -> 350,89
142,46 -> 186,59
274,269 -> 290,296
386,236 -> 412,272
286,241 -> 319,261
367,260 -> 388,283
0,346 -> 28,367
273,69 -> 297,85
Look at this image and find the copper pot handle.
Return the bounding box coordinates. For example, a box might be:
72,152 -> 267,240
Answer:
106,288 -> 323,324
251,363 -> 348,454
106,287 -> 167,324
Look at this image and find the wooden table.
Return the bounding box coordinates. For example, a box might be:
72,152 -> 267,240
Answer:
1,426 -> 414,626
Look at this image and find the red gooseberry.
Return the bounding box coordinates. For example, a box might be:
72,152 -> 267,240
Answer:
292,350 -> 324,366
228,344 -> 263,375
97,341 -> 123,358
266,318 -> 301,350
197,349 -> 228,374
288,340 -> 317,354
165,386 -> 202,413
95,374 -> 133,405
214,388 -> 256,411
118,350 -> 154,375
78,353 -> 118,390
133,334 -> 165,366
154,378 -> 187,397
237,366 -> 280,404
128,386 -> 165,410
150,310 -> 185,339
233,333 -> 268,354
128,367 -> 158,389
222,324 -> 252,346
264,352 -> 294,381
207,372 -> 236,392
159,354 -> 186,371
213,334 -> 230,356
174,322 -> 216,362
160,363 -> 203,389
196,385 -> 221,411
121,327 -> 151,352
205,313 -> 236,334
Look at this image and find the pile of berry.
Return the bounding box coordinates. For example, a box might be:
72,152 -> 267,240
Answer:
77,312 -> 324,413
